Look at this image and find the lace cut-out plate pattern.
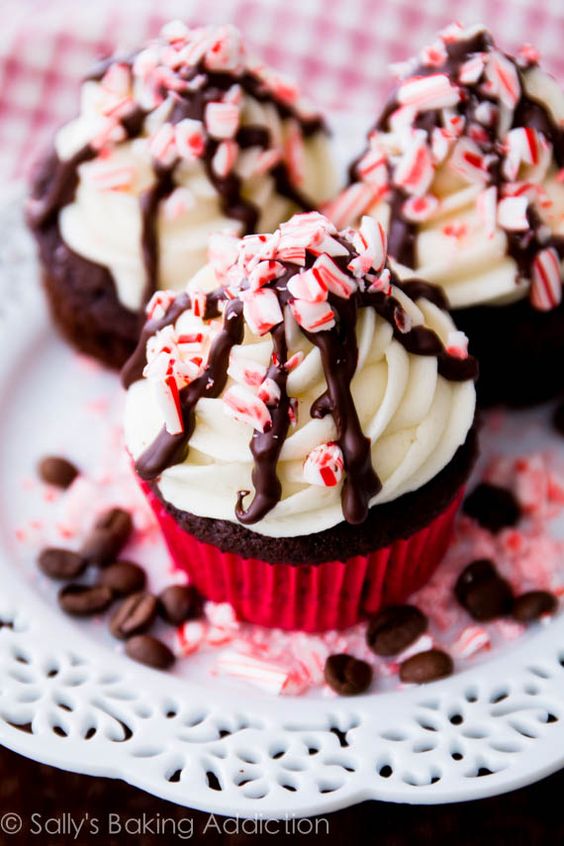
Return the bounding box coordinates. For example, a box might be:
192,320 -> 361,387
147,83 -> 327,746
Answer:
1,181 -> 564,818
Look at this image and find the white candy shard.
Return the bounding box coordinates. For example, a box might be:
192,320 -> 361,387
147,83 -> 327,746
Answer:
303,442 -> 344,487
223,384 -> 272,432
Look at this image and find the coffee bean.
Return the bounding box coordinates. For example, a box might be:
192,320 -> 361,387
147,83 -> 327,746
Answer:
324,654 -> 373,695
126,635 -> 175,670
58,584 -> 113,617
553,402 -> 564,437
100,561 -> 146,597
109,592 -> 157,640
81,508 -> 133,566
158,585 -> 203,626
38,456 -> 79,489
512,590 -> 558,623
399,649 -> 454,684
38,547 -> 86,580
454,559 -> 497,604
463,483 -> 521,533
366,605 -> 428,656
455,559 -> 513,621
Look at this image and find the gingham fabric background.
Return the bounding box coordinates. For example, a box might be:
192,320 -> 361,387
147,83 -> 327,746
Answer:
0,0 -> 562,181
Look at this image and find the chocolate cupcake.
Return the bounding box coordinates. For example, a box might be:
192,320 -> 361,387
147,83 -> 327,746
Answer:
123,211 -> 477,631
328,24 -> 563,406
27,21 -> 336,369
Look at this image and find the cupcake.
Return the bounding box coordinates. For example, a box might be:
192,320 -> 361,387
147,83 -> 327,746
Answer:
27,21 -> 335,369
328,23 -> 563,406
123,211 -> 477,631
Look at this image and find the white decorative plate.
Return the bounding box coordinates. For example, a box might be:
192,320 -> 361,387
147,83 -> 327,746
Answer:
1,174 -> 564,819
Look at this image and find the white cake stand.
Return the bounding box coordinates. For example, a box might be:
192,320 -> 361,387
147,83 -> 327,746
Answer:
1,183 -> 564,819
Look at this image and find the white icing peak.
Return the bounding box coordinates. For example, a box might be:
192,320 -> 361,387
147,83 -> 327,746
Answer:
327,23 -> 564,312
124,212 -> 476,537
54,20 -> 336,312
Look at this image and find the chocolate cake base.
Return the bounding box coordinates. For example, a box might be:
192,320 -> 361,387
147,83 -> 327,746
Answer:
149,423 -> 478,565
29,152 -> 139,369
453,297 -> 564,408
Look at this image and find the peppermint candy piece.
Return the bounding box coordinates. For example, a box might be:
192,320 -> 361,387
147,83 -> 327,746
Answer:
353,216 -> 387,273
223,384 -> 272,432
241,288 -> 283,336
205,101 -> 240,139
227,353 -> 267,388
211,141 -> 239,179
449,138 -> 492,185
446,330 -> 469,359
530,247 -> 562,311
503,127 -> 549,181
452,625 -> 491,659
356,140 -> 389,187
175,118 -> 206,160
368,268 -> 392,295
145,290 -> 176,320
290,299 -> 335,332
287,267 -> 328,303
394,137 -> 434,197
458,54 -> 486,85
208,232 -> 240,280
153,375 -> 184,435
312,253 -> 357,298
284,120 -> 306,186
204,25 -> 246,73
431,127 -> 451,164
84,162 -> 135,191
483,50 -> 521,110
420,40 -> 447,68
497,196 -> 529,231
323,183 -> 382,229
215,651 -> 290,695
476,186 -> 497,238
402,194 -> 439,222
397,73 -> 460,112
149,122 -> 177,167
248,260 -> 285,291
257,377 -> 281,406
303,443 -> 344,487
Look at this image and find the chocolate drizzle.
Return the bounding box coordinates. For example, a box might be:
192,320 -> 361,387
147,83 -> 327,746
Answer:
350,30 -> 564,281
124,232 -> 478,526
136,298 -> 243,479
28,36 -> 326,309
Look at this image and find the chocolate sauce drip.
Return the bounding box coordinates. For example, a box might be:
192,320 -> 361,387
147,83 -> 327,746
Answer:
136,298 -> 244,479
308,297 -> 382,525
236,324 -> 291,524
31,46 -> 325,308
122,288 -> 223,388
352,34 -> 564,280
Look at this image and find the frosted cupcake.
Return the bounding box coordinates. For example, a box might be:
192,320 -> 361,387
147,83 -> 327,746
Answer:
123,212 -> 477,631
27,21 -> 335,368
329,24 -> 563,406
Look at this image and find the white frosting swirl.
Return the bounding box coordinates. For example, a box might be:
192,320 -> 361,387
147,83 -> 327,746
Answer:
124,264 -> 475,538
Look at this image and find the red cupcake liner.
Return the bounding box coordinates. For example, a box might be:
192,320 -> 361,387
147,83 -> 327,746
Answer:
143,483 -> 463,632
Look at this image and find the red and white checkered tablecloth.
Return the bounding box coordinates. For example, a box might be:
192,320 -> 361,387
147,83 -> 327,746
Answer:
0,0 -> 562,181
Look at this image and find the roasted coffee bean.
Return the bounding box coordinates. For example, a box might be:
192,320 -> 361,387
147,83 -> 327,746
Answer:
512,590 -> 558,623
158,585 -> 204,626
399,649 -> 454,684
81,508 -> 133,566
58,584 -> 113,617
324,653 -> 373,695
553,402 -> 564,437
100,561 -> 146,597
38,456 -> 79,489
109,592 -> 157,640
455,559 -> 513,621
38,547 -> 86,580
126,635 -> 175,670
454,559 -> 497,604
366,605 -> 428,656
463,483 -> 521,533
